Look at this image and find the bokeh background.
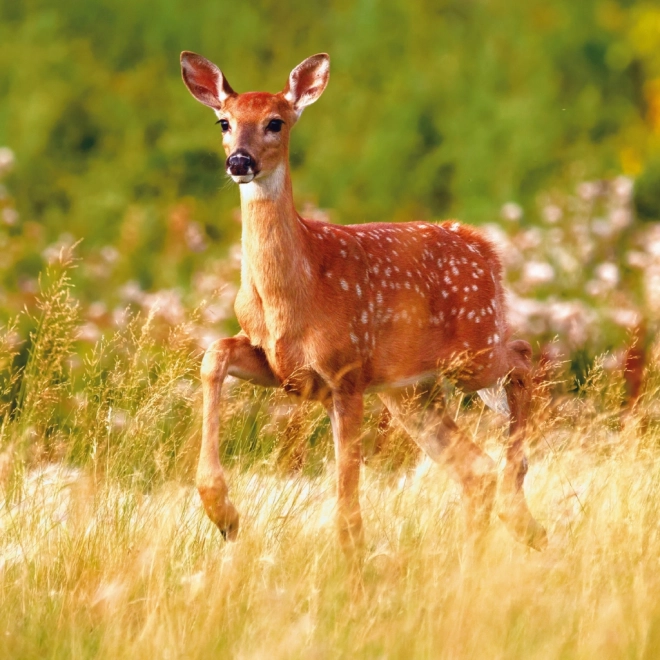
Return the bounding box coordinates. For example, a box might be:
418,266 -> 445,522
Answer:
1,0 -> 660,364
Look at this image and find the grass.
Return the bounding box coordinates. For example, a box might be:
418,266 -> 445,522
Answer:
2,257 -> 660,658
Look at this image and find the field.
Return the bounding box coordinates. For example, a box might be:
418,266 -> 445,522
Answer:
2,2 -> 660,656
1,257 -> 660,659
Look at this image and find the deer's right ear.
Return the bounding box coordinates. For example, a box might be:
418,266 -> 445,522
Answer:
181,51 -> 235,109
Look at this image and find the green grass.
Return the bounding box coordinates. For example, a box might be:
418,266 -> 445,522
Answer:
2,255 -> 660,659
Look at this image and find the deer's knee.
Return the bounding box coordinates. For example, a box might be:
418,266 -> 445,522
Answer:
508,339 -> 532,363
200,338 -> 233,385
506,344 -> 532,389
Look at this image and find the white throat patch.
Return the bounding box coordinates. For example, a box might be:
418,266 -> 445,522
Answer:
239,164 -> 286,203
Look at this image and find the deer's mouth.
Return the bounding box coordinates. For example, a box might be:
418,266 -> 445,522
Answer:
230,173 -> 256,184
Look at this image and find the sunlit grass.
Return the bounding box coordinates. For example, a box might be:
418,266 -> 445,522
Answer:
3,417 -> 660,658
2,259 -> 660,658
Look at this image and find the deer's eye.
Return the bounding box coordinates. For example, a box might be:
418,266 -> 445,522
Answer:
266,119 -> 284,133
216,119 -> 230,132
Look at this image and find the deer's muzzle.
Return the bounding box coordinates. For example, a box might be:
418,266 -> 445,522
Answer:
227,150 -> 257,179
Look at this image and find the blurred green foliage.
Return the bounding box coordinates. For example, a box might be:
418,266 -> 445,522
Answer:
1,0 -> 660,293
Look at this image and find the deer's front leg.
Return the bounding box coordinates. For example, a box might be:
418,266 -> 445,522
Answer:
327,393 -> 365,560
199,335 -> 277,540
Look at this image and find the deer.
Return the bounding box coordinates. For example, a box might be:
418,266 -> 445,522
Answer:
180,51 -> 548,561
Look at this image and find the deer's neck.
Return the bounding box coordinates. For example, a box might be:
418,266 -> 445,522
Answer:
239,164 -> 311,307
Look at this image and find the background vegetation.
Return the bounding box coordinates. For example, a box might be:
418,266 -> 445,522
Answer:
1,0 -> 660,299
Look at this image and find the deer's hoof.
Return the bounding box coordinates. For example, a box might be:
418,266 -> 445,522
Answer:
198,486 -> 240,541
213,501 -> 239,541
218,513 -> 239,542
498,511 -> 548,552
526,520 -> 548,552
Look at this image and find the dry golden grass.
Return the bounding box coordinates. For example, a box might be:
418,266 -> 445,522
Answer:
2,262 -> 660,658
2,406 -> 660,659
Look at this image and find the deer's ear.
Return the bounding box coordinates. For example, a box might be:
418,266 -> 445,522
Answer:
181,51 -> 235,109
283,54 -> 330,115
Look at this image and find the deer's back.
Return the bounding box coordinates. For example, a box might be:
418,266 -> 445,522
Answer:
298,219 -> 511,393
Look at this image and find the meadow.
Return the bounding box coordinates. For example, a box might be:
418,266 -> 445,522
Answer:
1,266 -> 660,658
2,1 -> 660,657
1,186 -> 660,657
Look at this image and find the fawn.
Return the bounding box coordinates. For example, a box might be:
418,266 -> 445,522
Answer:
181,51 -> 547,558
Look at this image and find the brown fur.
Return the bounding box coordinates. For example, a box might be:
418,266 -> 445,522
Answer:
181,51 -> 547,558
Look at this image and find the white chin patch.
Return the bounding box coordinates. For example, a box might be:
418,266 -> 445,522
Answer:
237,164 -> 286,203
231,173 -> 255,184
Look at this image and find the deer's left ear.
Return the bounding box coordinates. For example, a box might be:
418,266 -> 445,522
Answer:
283,54 -> 330,115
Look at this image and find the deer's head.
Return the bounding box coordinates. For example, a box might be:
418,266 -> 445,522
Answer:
181,52 -> 330,185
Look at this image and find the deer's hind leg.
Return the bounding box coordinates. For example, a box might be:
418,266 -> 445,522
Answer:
498,339 -> 548,551
199,334 -> 278,540
379,383 -> 497,535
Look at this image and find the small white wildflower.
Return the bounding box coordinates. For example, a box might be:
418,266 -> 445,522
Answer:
610,308 -> 640,328
100,245 -> 120,264
585,279 -> 606,298
612,176 -> 634,203
590,218 -> 614,239
542,204 -> 562,224
77,322 -> 101,343
626,251 -> 647,269
609,208 -> 631,231
2,208 -> 18,226
0,147 -> 15,176
522,261 -> 555,285
595,262 -> 619,287
577,181 -> 599,201
500,202 -> 523,222
185,221 -> 207,252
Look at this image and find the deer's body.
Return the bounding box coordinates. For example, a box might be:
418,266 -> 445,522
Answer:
182,51 -> 547,558
239,212 -> 511,399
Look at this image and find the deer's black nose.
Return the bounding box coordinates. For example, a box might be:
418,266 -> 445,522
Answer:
226,151 -> 255,176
